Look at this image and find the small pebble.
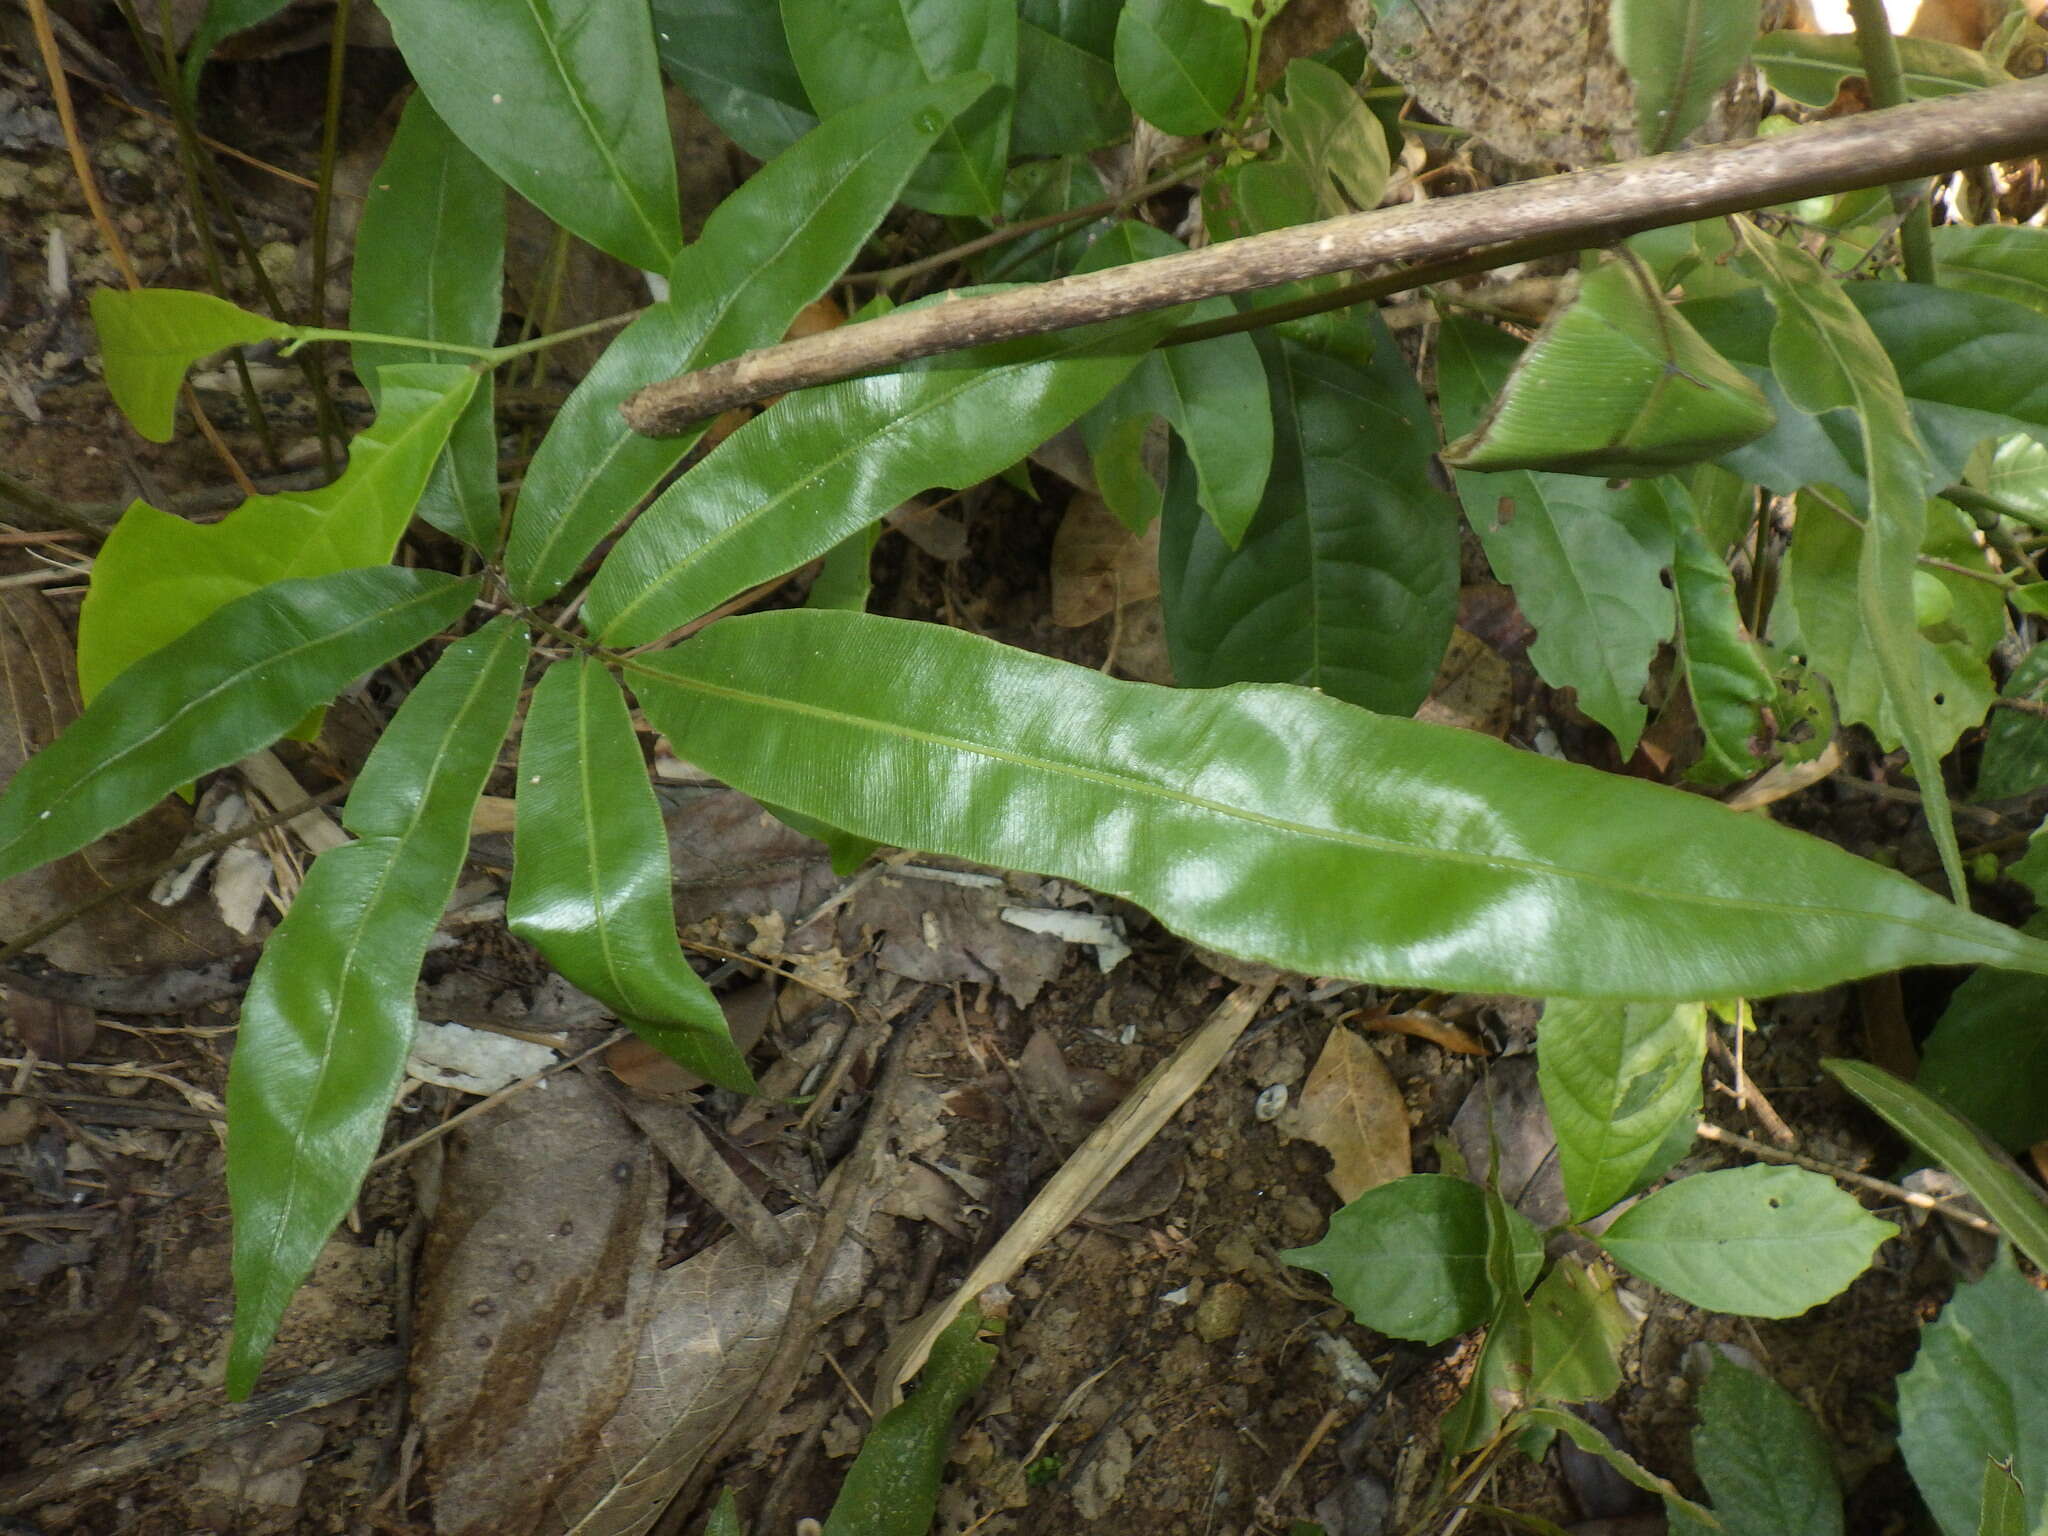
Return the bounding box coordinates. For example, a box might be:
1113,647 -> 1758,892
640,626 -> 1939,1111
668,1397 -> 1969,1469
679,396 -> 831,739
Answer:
1193,1281 -> 1248,1343
1254,1083 -> 1288,1121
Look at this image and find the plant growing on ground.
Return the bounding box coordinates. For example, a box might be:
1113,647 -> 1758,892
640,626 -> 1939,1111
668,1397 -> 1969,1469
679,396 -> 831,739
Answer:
8,5 -> 2048,1527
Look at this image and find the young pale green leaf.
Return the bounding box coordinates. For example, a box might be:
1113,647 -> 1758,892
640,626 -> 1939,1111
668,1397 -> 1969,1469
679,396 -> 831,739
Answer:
349,92 -> 505,550
78,364 -> 477,701
652,0 -> 817,160
1440,1188 -> 1537,1454
1283,1173 -> 1543,1345
637,608 -> 2048,995
1114,0 -> 1245,135
1596,1164 -> 1892,1317
783,0 -> 1014,218
1517,1407 -> 1716,1525
1667,477 -> 1777,786
1014,10 -> 1128,155
704,1488 -> 746,1536
1158,322 -> 1456,715
1979,1459 -> 2029,1536
0,568 -> 476,885
507,658 -> 755,1094
1667,1355 -> 1843,1536
1265,57 -> 1390,217
1825,1059 -> 2048,1274
90,288 -> 295,444
1917,920 -> 2048,1155
226,616 -> 528,1397
821,1308 -> 997,1536
374,0 -> 681,273
1611,0 -> 1760,152
1752,30 -> 2012,107
179,0 -> 294,98
588,316 -> 1170,646
1077,222 -> 1273,541
1437,316 -> 1674,754
1538,999 -> 1706,1222
1524,1256 -> 1631,1406
1897,1254 -> 2048,1536
1736,223 -> 1965,900
1442,259 -> 1775,479
505,77 -> 989,605
1933,225 -> 2048,321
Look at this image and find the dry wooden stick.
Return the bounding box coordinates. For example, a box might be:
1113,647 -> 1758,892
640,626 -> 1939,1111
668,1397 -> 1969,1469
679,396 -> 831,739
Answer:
625,78 -> 2048,434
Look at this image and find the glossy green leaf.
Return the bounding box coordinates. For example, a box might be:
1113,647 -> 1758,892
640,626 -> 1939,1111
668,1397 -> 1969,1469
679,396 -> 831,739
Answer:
1596,1164 -> 1892,1317
1977,643 -> 2048,801
89,288 -> 295,444
1934,225 -> 2048,322
1611,0 -> 1760,152
180,0 -> 295,98
375,0 -> 682,273
227,616 -> 527,1396
507,658 -> 754,1093
783,0 -> 1014,218
0,568 -> 476,886
1825,1058 -> 2048,1274
588,315 -> 1169,646
1077,222 -> 1272,540
1114,0 -> 1245,135
652,0 -> 817,160
1667,481 -> 1777,786
1014,6 -> 1128,156
1538,999 -> 1706,1222
1979,1459 -> 2028,1536
1918,925 -> 2048,1157
1442,259 -> 1775,479
1265,58 -> 1390,217
78,364 -> 477,701
1736,224 -> 1965,900
1897,1254 -> 2048,1536
349,92 -> 504,550
505,77 -> 988,605
822,1308 -> 996,1536
1283,1173 -> 1542,1345
1518,1407 -> 1715,1524
1666,1356 -> 1842,1536
809,523 -> 881,614
1158,321 -> 1456,715
629,608 -> 2048,998
1783,490 -> 2001,761
1524,1256 -> 1630,1405
1437,316 -> 1674,754
1752,30 -> 2012,108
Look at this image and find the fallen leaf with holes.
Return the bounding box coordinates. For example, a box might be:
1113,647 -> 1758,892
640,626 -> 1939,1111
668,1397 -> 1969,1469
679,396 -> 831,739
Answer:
1279,1024 -> 1412,1202
1415,628 -> 1513,739
1051,494 -> 1161,628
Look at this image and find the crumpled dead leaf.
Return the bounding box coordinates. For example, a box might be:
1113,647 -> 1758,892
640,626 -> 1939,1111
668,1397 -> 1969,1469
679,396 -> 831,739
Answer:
1279,1024 -> 1411,1203
1051,495 -> 1161,628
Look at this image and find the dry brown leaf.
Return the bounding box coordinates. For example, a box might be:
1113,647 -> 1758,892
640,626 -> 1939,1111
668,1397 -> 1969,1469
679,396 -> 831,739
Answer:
1359,1008 -> 1489,1057
1280,1024 -> 1411,1203
1414,628 -> 1512,739
1051,495 -> 1161,628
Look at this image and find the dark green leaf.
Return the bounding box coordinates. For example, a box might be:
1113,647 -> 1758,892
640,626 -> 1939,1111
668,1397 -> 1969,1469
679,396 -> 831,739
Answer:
1437,316 -> 1674,754
1596,1164 -> 1892,1317
507,658 -> 756,1094
375,0 -> 682,272
1520,1407 -> 1716,1524
628,609 -> 2048,1000
0,569 -> 477,885
1825,1058 -> 2048,1274
1933,225 -> 2048,322
505,77 -> 988,604
782,0 -> 1014,218
1667,1355 -> 1842,1536
1538,999 -> 1705,1222
90,288 -> 295,444
1201,157 -> 1348,325
227,616 -> 528,1395
587,316 -> 1169,646
652,0 -> 817,160
1077,222 -> 1273,540
1440,1187 -> 1537,1454
1158,321 -> 1456,715
1917,930 -> 2048,1155
180,0 -> 295,99
705,1488 -> 745,1536
809,523 -> 880,613
1524,1255 -> 1630,1405
1265,58 -> 1390,217
1014,16 -> 1128,155
1752,30 -> 2012,107
1282,1173 -> 1543,1345
1611,0 -> 1760,152
1114,0 -> 1245,135
1897,1254 -> 2048,1536
349,91 -> 505,549
1667,478 -> 1777,786
986,156 -> 1109,283
77,365 -> 478,700
821,1308 -> 996,1536
1978,644 -> 2048,800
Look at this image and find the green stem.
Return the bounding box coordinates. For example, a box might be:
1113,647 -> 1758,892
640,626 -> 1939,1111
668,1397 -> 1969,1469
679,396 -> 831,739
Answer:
1846,0 -> 1937,284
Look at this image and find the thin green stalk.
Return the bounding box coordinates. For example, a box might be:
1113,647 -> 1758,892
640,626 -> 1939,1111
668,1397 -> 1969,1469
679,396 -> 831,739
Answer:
1847,0 -> 1937,284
